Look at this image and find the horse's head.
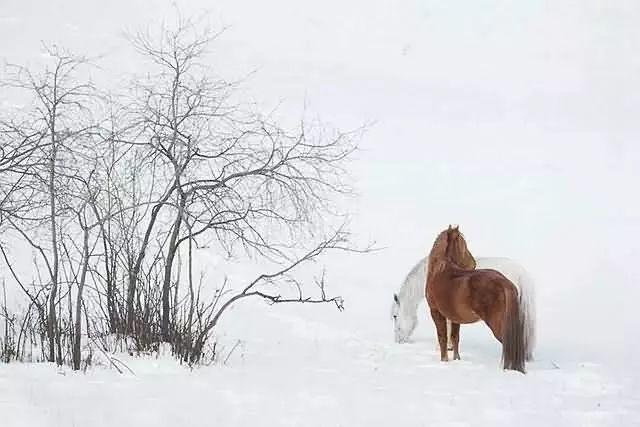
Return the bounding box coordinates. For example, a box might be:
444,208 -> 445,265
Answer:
391,293 -> 417,343
430,225 -> 476,271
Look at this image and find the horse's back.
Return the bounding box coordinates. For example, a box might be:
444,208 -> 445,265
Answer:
458,268 -> 519,323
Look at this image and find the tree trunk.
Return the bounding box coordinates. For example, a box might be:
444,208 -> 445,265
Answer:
186,225 -> 195,362
161,195 -> 185,341
126,195 -> 172,333
72,225 -> 90,370
47,130 -> 60,365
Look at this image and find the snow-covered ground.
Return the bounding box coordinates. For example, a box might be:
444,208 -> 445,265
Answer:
2,295 -> 639,426
2,0 -> 640,425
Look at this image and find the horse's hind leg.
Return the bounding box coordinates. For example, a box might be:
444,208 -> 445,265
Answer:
470,289 -> 506,344
430,308 -> 449,362
446,319 -> 453,351
450,322 -> 461,360
483,312 -> 505,344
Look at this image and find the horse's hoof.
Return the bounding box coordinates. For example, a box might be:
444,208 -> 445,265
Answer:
453,355 -> 461,361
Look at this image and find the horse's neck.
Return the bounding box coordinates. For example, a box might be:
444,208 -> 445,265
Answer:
442,260 -> 467,274
428,255 -> 463,278
398,256 -> 427,310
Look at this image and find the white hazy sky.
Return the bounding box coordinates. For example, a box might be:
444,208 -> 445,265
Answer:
2,0 -> 640,359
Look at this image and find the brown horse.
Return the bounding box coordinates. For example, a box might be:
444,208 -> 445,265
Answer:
425,225 -> 527,373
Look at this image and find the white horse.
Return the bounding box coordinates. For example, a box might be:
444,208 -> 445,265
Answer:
391,256 -> 536,360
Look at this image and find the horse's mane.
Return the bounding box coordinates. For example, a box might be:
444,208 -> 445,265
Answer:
427,226 -> 476,277
427,230 -> 450,276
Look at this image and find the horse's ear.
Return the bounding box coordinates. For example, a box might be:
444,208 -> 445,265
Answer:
454,225 -> 459,231
393,293 -> 399,304
448,224 -> 452,230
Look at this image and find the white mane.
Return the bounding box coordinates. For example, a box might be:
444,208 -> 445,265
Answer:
395,257 -> 427,319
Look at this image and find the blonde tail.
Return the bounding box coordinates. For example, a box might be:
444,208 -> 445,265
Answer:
517,271 -> 536,361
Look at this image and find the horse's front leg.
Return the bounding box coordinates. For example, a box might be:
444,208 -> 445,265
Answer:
450,322 -> 461,360
430,308 -> 449,362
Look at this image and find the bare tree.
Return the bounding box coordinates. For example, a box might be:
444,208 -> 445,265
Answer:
0,15 -> 367,368
1,46 -> 99,365
124,17 -> 363,345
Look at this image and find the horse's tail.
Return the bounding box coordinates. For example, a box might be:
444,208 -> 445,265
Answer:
516,270 -> 536,361
502,285 -> 526,373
